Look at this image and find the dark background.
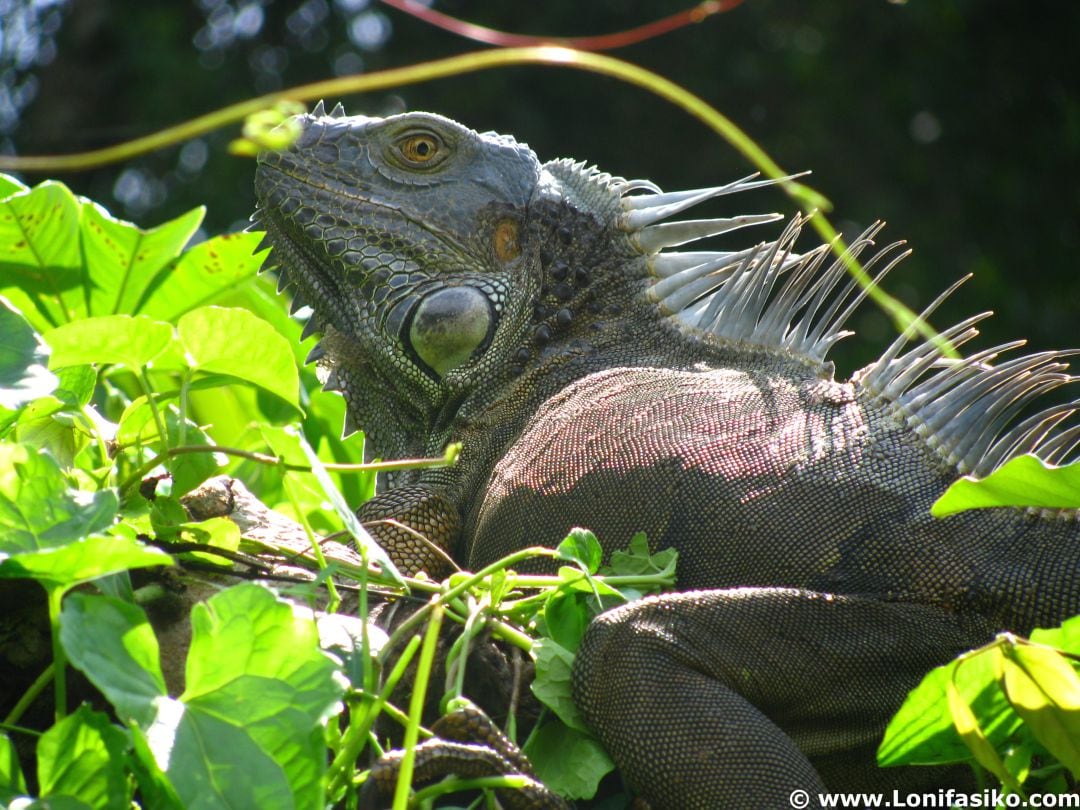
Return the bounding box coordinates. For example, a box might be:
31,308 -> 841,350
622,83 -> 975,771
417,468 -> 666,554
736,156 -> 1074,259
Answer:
5,0 -> 1078,373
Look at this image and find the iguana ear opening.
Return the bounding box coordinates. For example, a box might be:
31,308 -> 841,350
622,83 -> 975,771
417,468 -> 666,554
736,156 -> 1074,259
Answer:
404,286 -> 497,380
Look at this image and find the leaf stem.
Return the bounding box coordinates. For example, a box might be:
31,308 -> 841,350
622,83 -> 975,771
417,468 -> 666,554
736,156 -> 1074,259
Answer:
3,662 -> 55,726
380,547 -> 559,661
327,634 -> 423,797
392,603 -> 444,810
117,442 -> 455,494
46,586 -> 67,723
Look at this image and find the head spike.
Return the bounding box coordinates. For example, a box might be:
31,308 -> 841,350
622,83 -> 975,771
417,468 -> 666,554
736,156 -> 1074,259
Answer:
647,247 -> 759,312
342,408 -> 360,437
289,291 -> 308,316
275,269 -> 291,294
300,315 -> 322,342
305,342 -> 326,364
312,99 -> 326,117
621,172 -> 811,229
649,251 -> 740,279
253,231 -> 275,255
323,368 -> 341,393
330,102 -> 346,117
632,213 -> 784,254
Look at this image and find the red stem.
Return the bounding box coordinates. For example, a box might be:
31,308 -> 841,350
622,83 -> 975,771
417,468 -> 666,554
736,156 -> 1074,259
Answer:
377,0 -> 746,52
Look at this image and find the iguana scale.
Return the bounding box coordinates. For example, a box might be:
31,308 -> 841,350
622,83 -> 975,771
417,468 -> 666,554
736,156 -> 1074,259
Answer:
252,105 -> 1080,808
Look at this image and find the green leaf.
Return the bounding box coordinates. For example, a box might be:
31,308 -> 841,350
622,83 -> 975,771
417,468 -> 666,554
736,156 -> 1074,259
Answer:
52,364 -> 97,409
522,720 -> 614,800
261,423 -> 345,533
0,732 -> 27,804
0,180 -> 82,331
944,653 -> 1021,791
44,315 -> 175,371
145,701 -> 294,809
530,638 -> 586,731
138,231 -> 267,322
543,589 -> 592,654
169,584 -> 347,810
0,295 -> 57,409
60,593 -> 168,726
79,200 -> 203,318
1030,614 -> 1080,654
0,534 -> 171,589
36,704 -> 129,808
0,444 -> 119,553
932,455 -> 1080,516
116,401 -> 224,496
603,532 -> 678,584
878,641 -> 1022,767
177,306 -> 300,410
556,528 -> 602,574
9,396 -> 82,467
1001,642 -> 1080,777
0,172 -> 28,199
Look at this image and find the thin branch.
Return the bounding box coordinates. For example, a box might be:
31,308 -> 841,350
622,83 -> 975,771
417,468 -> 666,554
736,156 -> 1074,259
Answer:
377,0 -> 744,51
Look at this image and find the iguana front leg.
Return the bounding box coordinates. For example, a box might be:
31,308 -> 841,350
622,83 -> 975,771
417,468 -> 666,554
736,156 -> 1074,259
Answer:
357,485 -> 461,577
573,588 -> 995,809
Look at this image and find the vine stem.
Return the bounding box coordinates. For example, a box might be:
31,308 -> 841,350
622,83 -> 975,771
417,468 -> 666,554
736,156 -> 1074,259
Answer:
117,442 -> 454,494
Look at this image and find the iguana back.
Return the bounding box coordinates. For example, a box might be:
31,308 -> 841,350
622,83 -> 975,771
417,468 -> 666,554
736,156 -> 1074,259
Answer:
253,107 -> 1080,807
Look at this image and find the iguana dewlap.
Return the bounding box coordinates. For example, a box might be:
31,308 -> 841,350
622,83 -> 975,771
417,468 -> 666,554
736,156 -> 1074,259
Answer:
253,106 -> 1080,807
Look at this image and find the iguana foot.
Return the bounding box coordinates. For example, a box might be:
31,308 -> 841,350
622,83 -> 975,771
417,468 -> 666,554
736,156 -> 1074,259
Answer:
359,706 -> 568,809
356,485 -> 461,577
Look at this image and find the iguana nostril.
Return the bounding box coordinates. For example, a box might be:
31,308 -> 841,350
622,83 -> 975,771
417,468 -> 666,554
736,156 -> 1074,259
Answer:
408,286 -> 495,377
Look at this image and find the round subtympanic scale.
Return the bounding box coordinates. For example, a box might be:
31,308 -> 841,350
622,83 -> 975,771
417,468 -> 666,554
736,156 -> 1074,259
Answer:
409,286 -> 493,376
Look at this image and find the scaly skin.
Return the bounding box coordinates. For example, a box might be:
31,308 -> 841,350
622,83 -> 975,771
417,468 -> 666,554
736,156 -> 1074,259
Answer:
254,107 -> 1080,808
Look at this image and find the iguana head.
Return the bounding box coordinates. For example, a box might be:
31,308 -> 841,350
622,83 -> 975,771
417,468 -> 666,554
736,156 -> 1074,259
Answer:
254,106 -> 824,450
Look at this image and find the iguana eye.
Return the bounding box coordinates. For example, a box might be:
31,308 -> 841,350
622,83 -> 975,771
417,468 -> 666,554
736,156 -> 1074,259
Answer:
396,132 -> 444,167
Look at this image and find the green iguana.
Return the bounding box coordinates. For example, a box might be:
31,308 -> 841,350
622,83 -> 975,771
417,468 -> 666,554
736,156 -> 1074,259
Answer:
252,104 -> 1080,808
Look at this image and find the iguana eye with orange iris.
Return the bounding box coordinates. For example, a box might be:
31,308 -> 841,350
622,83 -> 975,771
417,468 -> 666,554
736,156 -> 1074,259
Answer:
398,133 -> 441,165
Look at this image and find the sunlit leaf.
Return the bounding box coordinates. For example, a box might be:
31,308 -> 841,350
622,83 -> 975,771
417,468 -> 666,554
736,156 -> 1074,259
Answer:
79,200 -> 204,317
0,295 -> 57,410
1001,642 -> 1080,777
0,534 -> 171,589
556,527 -> 602,574
0,732 -> 27,804
932,455 -> 1080,516
178,306 -> 300,410
543,588 -> 592,653
44,314 -> 175,371
0,444 -> 118,553
530,637 -> 586,731
36,704 -> 130,807
0,180 -> 82,331
945,653 -> 1021,791
173,584 -> 347,810
139,231 -> 267,323
878,641 -> 1022,767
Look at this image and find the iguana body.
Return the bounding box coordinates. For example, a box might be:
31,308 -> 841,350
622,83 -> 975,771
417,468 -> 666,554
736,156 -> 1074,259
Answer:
253,106 -> 1080,807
